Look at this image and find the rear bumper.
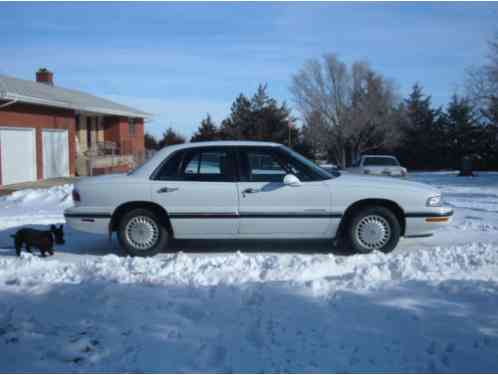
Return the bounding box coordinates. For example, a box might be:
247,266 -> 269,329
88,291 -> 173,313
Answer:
64,208 -> 111,235
404,207 -> 453,237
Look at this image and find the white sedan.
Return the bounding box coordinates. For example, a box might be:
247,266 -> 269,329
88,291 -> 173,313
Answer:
350,155 -> 407,177
64,141 -> 453,256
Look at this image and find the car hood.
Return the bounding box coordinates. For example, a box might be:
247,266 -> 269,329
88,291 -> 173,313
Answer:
329,173 -> 438,194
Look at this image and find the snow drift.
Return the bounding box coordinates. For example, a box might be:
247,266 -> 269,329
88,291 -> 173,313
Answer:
0,173 -> 497,372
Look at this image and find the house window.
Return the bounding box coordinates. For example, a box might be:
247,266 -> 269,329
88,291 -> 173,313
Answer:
128,118 -> 136,136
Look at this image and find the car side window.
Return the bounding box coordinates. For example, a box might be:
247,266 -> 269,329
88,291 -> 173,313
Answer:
184,153 -> 200,175
239,148 -> 316,182
154,151 -> 185,180
276,151 -> 314,182
245,151 -> 287,182
180,149 -> 235,181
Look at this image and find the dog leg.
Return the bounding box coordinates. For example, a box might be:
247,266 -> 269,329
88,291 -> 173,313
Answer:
14,238 -> 22,257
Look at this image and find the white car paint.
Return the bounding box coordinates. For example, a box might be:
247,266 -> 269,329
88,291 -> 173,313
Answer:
64,141 -> 452,242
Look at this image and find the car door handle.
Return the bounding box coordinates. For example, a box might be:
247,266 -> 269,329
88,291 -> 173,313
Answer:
242,188 -> 259,197
157,186 -> 179,194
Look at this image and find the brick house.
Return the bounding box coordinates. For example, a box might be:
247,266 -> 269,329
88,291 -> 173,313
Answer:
0,69 -> 149,186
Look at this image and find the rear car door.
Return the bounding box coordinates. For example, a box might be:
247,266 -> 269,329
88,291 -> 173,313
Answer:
236,147 -> 332,237
150,146 -> 239,238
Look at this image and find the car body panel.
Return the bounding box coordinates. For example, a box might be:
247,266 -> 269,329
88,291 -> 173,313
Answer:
150,179 -> 239,237
237,180 -> 334,236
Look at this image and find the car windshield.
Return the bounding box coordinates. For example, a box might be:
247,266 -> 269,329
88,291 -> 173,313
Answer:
280,146 -> 338,179
363,157 -> 400,166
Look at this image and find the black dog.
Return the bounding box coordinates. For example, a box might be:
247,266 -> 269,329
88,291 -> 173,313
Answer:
10,225 -> 65,257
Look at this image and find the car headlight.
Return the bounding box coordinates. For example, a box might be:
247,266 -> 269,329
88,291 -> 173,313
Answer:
426,194 -> 442,207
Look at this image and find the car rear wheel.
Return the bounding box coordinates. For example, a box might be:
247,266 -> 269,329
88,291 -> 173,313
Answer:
118,208 -> 168,257
348,206 -> 400,253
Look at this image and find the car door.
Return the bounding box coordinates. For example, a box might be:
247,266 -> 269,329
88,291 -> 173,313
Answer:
236,147 -> 332,237
150,146 -> 239,238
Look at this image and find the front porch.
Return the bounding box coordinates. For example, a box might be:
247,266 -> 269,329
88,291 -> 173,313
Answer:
75,113 -> 145,176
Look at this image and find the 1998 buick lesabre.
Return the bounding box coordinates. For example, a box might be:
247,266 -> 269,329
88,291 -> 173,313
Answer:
64,141 -> 453,256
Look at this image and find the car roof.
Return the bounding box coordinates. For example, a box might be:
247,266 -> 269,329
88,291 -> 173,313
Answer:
164,140 -> 281,151
363,155 -> 398,158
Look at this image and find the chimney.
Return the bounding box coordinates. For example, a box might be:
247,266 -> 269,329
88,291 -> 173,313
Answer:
36,68 -> 54,86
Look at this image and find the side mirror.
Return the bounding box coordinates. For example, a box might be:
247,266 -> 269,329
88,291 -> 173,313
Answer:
283,174 -> 302,187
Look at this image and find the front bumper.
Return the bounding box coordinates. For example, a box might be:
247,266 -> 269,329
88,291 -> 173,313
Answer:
64,207 -> 111,235
404,207 -> 454,237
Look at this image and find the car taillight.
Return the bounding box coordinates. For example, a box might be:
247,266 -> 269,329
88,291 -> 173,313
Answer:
72,189 -> 81,202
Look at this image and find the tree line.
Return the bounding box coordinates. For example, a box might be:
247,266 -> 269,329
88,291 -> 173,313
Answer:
145,33 -> 498,171
145,84 -> 310,157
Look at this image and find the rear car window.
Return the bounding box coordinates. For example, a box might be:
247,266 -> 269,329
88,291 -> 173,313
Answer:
154,148 -> 235,181
181,149 -> 235,181
363,157 -> 399,166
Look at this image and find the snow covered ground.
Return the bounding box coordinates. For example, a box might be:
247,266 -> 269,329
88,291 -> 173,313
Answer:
0,172 -> 497,372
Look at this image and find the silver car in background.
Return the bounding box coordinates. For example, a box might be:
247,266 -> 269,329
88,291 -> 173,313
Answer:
349,155 -> 407,177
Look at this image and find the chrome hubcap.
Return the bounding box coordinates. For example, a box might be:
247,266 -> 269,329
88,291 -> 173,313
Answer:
355,214 -> 391,250
125,216 -> 159,250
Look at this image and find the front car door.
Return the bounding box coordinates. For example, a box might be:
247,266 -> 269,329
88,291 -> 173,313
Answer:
150,146 -> 239,238
236,146 -> 334,238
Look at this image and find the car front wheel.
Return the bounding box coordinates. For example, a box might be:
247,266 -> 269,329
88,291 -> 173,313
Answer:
118,208 -> 168,257
348,206 -> 400,254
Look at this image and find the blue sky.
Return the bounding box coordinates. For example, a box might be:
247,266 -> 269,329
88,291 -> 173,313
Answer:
1,2 -> 497,138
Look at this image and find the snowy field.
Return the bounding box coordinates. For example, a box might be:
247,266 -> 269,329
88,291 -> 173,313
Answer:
1,172 -> 498,373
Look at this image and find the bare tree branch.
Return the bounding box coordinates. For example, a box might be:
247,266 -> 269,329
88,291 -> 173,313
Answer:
291,54 -> 401,167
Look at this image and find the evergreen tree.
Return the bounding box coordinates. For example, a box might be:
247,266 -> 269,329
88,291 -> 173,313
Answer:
191,114 -> 221,142
157,127 -> 186,149
220,84 -> 296,145
220,94 -> 253,139
445,95 -> 480,168
144,132 -> 159,150
396,84 -> 444,169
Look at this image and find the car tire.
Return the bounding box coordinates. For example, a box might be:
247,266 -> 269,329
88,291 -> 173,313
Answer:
347,206 -> 400,254
117,208 -> 168,257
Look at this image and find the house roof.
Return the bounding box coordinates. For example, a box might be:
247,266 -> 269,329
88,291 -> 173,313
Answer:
0,74 -> 150,118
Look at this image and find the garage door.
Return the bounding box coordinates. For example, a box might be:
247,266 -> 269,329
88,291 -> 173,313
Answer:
43,129 -> 69,179
0,128 -> 37,185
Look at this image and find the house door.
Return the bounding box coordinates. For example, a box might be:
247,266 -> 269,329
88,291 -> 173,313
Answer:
0,127 -> 37,185
42,129 -> 69,179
